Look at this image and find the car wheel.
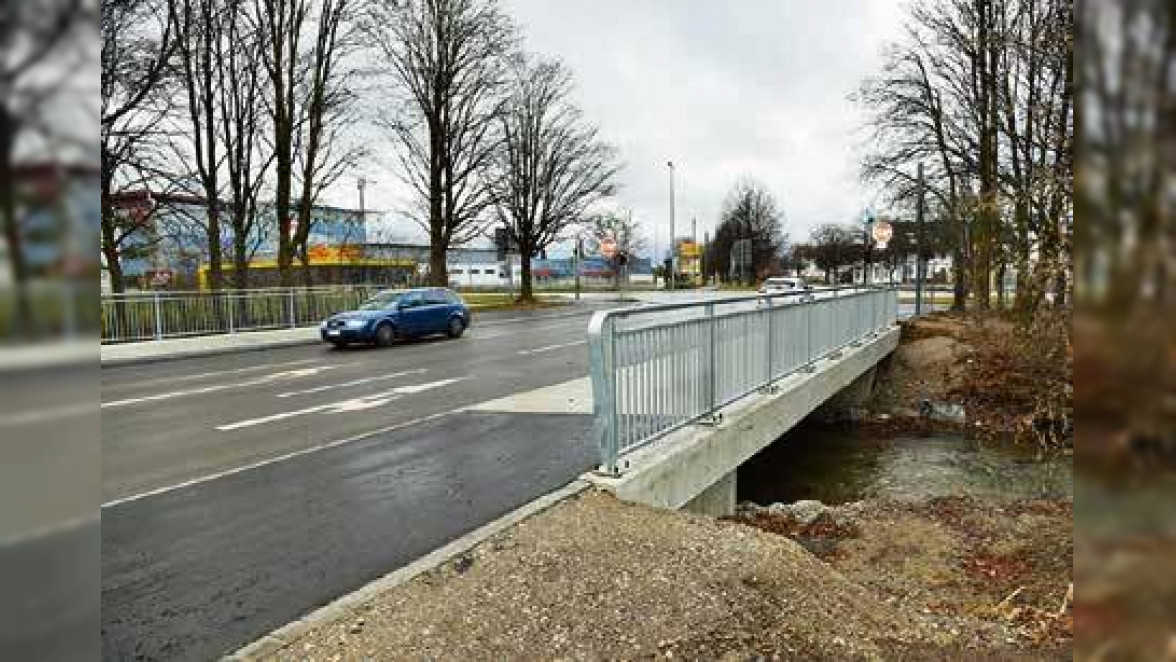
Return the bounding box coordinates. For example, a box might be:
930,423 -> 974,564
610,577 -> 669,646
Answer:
446,317 -> 465,339
331,340 -> 348,349
374,322 -> 396,347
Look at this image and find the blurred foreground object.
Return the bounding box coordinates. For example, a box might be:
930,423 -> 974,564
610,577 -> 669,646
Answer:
1075,0 -> 1176,659
0,0 -> 99,659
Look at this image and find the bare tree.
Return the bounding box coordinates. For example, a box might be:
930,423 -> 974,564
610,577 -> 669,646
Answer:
1080,0 -> 1168,312
802,224 -> 862,285
169,0 -> 228,291
217,0 -> 273,290
255,0 -> 308,287
1,0 -> 95,320
706,179 -> 785,284
368,0 -> 515,285
289,0 -> 365,285
588,208 -> 645,289
101,0 -> 174,294
490,56 -> 619,301
858,0 -> 1073,315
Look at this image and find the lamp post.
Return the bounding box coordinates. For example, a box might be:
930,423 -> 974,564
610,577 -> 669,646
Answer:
862,209 -> 874,285
667,160 -> 676,291
357,177 -> 369,219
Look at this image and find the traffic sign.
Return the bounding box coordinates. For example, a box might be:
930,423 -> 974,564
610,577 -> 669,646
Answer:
871,221 -> 893,249
600,238 -> 617,259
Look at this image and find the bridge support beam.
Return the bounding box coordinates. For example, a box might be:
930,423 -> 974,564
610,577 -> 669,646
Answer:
585,327 -> 900,514
682,471 -> 737,517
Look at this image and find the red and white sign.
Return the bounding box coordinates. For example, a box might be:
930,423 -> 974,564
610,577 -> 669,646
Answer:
871,221 -> 894,249
600,238 -> 617,259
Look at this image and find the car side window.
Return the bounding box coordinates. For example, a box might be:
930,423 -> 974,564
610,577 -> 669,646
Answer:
425,290 -> 449,305
400,292 -> 423,308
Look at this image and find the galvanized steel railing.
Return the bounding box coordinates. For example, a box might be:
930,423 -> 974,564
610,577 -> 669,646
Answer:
587,286 -> 898,474
100,286 -> 384,344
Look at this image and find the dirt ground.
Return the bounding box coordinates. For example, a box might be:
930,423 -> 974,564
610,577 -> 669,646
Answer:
737,497 -> 1073,659
864,311 -> 1072,451
267,489 -> 1071,661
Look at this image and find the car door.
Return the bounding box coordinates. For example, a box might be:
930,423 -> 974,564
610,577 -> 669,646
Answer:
397,291 -> 428,335
424,289 -> 452,333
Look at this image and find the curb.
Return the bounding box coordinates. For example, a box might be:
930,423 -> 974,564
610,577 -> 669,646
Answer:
100,306 -> 610,368
223,479 -> 592,661
100,334 -> 321,368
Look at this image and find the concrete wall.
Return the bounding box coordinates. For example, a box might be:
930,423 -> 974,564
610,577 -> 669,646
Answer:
586,327 -> 900,517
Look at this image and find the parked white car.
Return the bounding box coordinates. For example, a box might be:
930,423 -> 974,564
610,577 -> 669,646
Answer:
757,278 -> 813,296
758,277 -> 815,302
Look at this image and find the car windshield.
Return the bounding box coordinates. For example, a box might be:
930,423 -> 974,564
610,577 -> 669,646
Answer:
358,292 -> 403,311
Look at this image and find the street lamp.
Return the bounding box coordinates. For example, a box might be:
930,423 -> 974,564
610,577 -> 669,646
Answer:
357,176 -> 375,223
667,160 -> 676,291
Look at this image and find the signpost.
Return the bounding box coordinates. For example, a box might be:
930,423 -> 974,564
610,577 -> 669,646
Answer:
871,221 -> 894,251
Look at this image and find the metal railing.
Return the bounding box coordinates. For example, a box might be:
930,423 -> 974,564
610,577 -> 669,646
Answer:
587,286 -> 898,474
100,285 -> 384,344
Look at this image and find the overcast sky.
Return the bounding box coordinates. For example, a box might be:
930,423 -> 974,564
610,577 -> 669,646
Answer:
335,0 -> 905,258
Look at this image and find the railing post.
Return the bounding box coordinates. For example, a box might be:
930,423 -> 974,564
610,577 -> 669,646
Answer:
288,289 -> 297,328
804,297 -> 814,371
152,292 -> 162,341
227,294 -> 236,334
589,312 -> 620,476
764,296 -> 774,384
705,302 -> 717,413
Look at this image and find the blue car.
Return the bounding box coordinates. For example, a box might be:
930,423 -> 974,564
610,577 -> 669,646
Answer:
320,288 -> 471,348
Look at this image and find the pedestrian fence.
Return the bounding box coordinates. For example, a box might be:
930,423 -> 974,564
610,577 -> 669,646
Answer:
100,285 -> 385,344
587,286 -> 898,474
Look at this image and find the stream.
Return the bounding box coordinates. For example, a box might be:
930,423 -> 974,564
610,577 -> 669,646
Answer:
737,419 -> 1074,506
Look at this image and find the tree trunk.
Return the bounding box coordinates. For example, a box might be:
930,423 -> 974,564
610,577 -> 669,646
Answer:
232,229 -> 250,291
519,252 -> 533,302
996,260 -> 1007,310
100,178 -> 126,295
428,236 -> 447,287
952,244 -> 967,311
0,115 -> 31,331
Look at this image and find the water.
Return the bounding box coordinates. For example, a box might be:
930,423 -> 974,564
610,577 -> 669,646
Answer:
737,420 -> 1073,505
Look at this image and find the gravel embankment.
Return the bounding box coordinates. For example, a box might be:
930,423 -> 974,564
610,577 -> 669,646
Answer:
267,490 -> 944,661
264,489 -> 1072,661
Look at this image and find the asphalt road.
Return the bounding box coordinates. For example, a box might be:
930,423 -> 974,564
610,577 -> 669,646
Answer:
101,306 -> 606,661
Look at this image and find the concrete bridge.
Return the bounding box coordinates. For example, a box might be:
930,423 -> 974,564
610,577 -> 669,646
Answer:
584,287 -> 900,516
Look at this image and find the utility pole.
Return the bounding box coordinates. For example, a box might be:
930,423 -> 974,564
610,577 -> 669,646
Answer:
667,161 -> 676,291
574,236 -> 582,301
915,162 -> 926,316
357,177 -> 371,224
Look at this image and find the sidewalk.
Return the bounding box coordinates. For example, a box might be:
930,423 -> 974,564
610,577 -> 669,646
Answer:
101,327 -> 320,367
100,303 -> 606,367
0,340 -> 95,373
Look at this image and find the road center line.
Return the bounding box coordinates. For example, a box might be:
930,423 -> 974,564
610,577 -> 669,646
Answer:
105,358 -> 323,391
102,365 -> 350,409
276,369 -> 428,398
215,378 -> 466,431
517,340 -> 587,356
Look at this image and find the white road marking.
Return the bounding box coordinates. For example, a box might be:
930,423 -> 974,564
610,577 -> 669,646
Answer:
468,377 -> 593,414
472,320 -> 585,340
101,410 -> 459,509
106,358 -> 322,391
276,369 -> 428,398
102,366 -> 349,409
215,378 -> 465,431
516,340 -> 587,356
